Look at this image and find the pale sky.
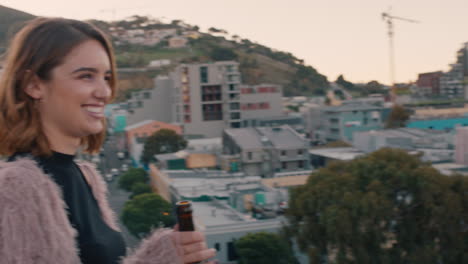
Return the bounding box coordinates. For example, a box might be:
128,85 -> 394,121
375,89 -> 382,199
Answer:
2,0 -> 468,85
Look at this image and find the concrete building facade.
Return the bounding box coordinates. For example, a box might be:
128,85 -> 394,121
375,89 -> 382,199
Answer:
307,101 -> 389,143
125,61 -> 284,139
223,125 -> 311,177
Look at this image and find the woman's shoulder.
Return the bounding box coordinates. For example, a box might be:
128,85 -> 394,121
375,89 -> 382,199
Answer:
0,157 -> 58,197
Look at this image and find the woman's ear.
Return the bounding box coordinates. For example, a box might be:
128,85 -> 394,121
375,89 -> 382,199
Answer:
24,74 -> 45,100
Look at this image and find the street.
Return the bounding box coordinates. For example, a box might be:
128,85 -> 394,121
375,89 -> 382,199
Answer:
99,134 -> 140,249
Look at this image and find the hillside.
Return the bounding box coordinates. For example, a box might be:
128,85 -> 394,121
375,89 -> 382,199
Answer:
0,7 -> 330,97
0,5 -> 35,51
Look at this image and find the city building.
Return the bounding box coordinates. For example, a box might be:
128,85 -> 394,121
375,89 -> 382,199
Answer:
353,128 -> 454,163
125,120 -> 182,167
415,71 -> 443,96
455,126 -> 468,165
168,36 -> 188,48
406,116 -> 468,130
223,125 -> 311,177
306,100 -> 389,143
439,43 -> 468,99
125,61 -> 284,138
148,165 -> 309,263
126,76 -> 174,126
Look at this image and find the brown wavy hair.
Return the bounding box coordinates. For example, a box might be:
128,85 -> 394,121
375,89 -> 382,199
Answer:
0,17 -> 117,157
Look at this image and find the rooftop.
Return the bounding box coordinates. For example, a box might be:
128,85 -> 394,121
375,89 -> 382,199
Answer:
309,147 -> 365,161
322,102 -> 384,112
225,125 -> 307,150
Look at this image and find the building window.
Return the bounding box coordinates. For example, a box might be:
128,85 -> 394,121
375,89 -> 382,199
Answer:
230,112 -> 241,120
281,150 -> 286,156
298,160 -> 304,168
247,152 -> 252,160
231,122 -> 241,128
214,243 -> 220,251
202,104 -> 223,121
227,242 -> 238,261
298,149 -> 303,155
282,162 -> 287,170
201,85 -> 222,102
200,66 -> 208,83
143,92 -> 151,99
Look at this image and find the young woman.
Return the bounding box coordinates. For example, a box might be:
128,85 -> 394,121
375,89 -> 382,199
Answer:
0,17 -> 216,264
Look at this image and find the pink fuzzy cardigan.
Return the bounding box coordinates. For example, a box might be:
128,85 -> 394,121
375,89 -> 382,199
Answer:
0,157 -> 183,264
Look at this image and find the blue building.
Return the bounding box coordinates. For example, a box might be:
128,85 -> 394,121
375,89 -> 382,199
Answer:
407,117 -> 468,130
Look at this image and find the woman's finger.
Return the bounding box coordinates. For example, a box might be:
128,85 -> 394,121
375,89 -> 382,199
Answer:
183,241 -> 207,255
183,248 -> 216,264
178,231 -> 204,245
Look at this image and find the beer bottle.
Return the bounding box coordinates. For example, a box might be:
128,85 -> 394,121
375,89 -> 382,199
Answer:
176,201 -> 200,264
176,200 -> 195,231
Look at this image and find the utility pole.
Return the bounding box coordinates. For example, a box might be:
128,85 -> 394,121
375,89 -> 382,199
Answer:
381,9 -> 419,102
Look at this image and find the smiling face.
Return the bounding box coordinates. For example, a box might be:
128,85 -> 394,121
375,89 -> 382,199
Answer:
30,39 -> 112,151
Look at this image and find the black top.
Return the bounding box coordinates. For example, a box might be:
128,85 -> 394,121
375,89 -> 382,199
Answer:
9,152 -> 126,264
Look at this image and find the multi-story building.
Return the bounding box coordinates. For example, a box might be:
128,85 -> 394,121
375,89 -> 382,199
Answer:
415,71 -> 443,96
170,61 -> 243,138
148,166 -> 309,263
125,120 -> 182,167
125,61 -> 284,138
306,101 -> 389,143
439,43 -> 468,99
439,63 -> 465,99
126,76 -> 173,126
222,125 -> 310,178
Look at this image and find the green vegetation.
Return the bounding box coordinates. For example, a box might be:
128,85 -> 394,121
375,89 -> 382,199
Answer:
0,5 -> 34,51
130,182 -> 153,199
235,232 -> 299,264
118,167 -> 148,192
121,193 -> 175,238
286,148 -> 468,264
0,7 -> 330,96
386,105 -> 410,128
141,129 -> 187,165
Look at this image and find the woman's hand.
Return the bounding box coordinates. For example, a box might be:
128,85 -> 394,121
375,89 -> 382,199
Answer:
172,230 -> 216,264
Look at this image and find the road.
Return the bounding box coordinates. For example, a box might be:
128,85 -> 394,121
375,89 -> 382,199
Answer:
99,134 -> 140,249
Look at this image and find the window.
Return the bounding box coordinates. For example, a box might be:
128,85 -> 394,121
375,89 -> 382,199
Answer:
230,112 -> 241,119
298,149 -> 303,155
298,160 -> 304,168
200,66 -> 208,83
282,162 -> 287,170
227,242 -> 238,261
281,150 -> 286,156
214,243 -> 220,251
247,152 -> 252,160
143,92 -> 151,99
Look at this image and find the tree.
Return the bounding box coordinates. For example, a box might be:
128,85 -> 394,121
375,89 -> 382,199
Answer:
121,193 -> 175,238
210,46 -> 238,61
386,104 -> 410,128
286,148 -> 468,264
118,167 -> 148,191
130,182 -> 153,198
141,129 -> 187,165
235,232 -> 298,264
335,75 -> 355,91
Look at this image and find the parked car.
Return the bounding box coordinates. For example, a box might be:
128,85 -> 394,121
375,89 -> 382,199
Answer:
121,164 -> 128,172
105,173 -> 113,182
110,168 -> 119,177
91,155 -> 100,164
117,152 -> 124,160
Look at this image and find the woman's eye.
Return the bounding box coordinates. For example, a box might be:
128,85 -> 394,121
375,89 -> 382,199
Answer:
104,75 -> 111,82
79,73 -> 93,80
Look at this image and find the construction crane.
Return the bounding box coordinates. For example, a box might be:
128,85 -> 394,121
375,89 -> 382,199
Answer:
381,9 -> 419,102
